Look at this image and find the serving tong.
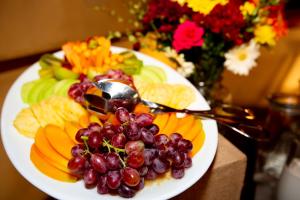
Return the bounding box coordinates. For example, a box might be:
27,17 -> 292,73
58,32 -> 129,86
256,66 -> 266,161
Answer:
84,79 -> 267,139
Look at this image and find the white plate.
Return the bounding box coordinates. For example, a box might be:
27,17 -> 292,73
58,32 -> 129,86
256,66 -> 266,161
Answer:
1,47 -> 218,200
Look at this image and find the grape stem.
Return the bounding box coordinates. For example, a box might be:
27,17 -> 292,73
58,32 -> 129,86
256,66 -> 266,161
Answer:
103,139 -> 125,153
81,136 -> 91,155
103,139 -> 126,168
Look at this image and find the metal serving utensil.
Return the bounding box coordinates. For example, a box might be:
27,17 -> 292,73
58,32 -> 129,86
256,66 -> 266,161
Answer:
84,79 -> 266,138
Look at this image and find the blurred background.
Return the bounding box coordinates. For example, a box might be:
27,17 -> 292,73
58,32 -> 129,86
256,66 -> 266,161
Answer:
0,0 -> 299,200
0,0 -> 299,106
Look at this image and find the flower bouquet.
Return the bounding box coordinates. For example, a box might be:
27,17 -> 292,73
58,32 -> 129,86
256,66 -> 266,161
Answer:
124,0 -> 287,101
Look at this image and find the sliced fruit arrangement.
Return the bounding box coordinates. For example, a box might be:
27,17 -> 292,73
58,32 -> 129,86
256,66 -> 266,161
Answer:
13,37 -> 206,196
14,96 -> 88,138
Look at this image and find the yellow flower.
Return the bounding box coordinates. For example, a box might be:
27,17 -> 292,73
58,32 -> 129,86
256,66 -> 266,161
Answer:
185,0 -> 228,15
171,0 -> 186,6
254,25 -> 276,46
138,32 -> 159,50
240,2 -> 256,17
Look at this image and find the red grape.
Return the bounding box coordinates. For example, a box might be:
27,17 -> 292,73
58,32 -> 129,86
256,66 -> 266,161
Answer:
68,156 -> 86,174
121,167 -> 140,187
68,81 -> 93,104
145,168 -> 158,180
71,144 -> 85,157
117,184 -> 136,198
152,158 -> 170,174
124,122 -> 140,140
158,149 -> 168,160
97,175 -> 109,194
125,140 -> 144,154
172,151 -> 185,168
90,153 -> 107,174
154,134 -> 169,148
107,170 -> 122,189
88,122 -> 102,133
84,168 -> 98,187
111,134 -> 126,148
100,123 -> 116,139
127,150 -> 144,168
177,139 -> 193,152
106,152 -> 121,170
170,133 -> 183,144
140,128 -> 154,145
115,107 -> 130,123
171,167 -> 185,179
135,113 -> 154,127
147,124 -> 159,135
138,166 -> 148,177
183,152 -> 192,168
165,142 -> 176,157
143,148 -> 157,166
87,132 -> 102,148
132,177 -> 145,190
75,128 -> 91,143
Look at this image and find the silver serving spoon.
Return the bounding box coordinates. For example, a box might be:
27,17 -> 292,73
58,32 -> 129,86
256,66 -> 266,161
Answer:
84,79 -> 267,139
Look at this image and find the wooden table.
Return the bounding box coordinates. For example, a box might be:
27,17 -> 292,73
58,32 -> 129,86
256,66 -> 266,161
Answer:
0,66 -> 247,200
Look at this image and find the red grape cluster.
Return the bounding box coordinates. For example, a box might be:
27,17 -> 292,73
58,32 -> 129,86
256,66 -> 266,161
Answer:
68,107 -> 193,198
68,69 -> 134,105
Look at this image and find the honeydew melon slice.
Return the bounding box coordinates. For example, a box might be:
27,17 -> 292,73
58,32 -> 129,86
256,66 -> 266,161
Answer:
37,79 -> 58,102
27,78 -> 56,104
21,80 -> 40,103
53,79 -> 79,97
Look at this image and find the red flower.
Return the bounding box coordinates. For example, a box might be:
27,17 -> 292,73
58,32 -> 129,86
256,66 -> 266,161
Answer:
193,0 -> 247,45
142,0 -> 193,32
172,21 -> 205,52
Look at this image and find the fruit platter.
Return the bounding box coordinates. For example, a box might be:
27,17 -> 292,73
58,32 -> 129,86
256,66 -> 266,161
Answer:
1,37 -> 218,199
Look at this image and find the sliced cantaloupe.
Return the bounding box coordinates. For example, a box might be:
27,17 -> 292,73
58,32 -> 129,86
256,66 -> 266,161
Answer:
183,119 -> 202,141
134,103 -> 150,114
34,128 -> 69,172
79,114 -> 89,128
161,113 -> 180,136
190,129 -> 206,157
65,121 -> 82,143
30,144 -> 77,182
176,115 -> 195,134
44,124 -> 75,160
153,113 -> 169,133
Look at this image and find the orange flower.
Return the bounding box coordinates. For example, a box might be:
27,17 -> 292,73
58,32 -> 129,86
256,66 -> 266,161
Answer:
272,12 -> 288,38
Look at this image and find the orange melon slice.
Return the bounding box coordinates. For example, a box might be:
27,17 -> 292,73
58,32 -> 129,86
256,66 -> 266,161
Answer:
65,121 -> 81,144
34,128 -> 69,172
30,145 -> 77,182
153,113 -> 169,133
190,129 -> 206,157
161,113 -> 180,135
44,124 -> 75,160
